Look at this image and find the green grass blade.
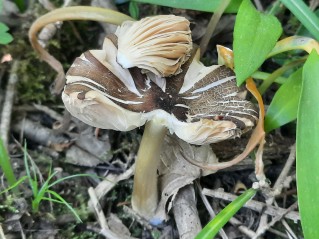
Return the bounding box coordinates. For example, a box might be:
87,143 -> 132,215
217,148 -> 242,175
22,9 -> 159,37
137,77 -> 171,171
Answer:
47,190 -> 82,222
23,143 -> 38,196
32,171 -> 59,210
233,0 -> 282,85
296,50 -> 319,239
251,71 -> 287,84
0,176 -> 28,195
132,0 -> 242,13
264,68 -> 302,132
280,0 -> 319,41
297,9 -> 319,38
0,138 -> 18,193
195,188 -> 256,239
48,174 -> 97,188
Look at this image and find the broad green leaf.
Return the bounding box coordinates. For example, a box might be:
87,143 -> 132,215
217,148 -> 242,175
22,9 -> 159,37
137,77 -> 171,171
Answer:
297,50 -> 319,239
132,0 -> 242,13
264,68 -> 302,132
280,0 -> 319,41
0,22 -> 13,45
195,188 -> 256,239
233,0 -> 282,85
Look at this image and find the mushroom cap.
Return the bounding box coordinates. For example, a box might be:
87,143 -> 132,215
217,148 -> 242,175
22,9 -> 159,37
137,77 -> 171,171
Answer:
62,90 -> 145,131
115,15 -> 192,77
62,37 -> 147,131
62,35 -> 258,145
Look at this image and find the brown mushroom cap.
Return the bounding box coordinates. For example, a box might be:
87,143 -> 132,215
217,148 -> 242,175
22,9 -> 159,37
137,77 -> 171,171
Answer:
62,35 -> 258,145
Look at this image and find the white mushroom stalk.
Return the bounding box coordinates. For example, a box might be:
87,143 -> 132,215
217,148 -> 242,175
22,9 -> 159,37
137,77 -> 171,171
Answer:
62,15 -> 258,220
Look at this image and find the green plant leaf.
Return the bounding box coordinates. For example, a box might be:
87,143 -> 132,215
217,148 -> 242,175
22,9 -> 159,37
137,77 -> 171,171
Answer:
48,173 -> 97,188
280,0 -> 319,41
264,68 -> 302,132
296,50 -> 319,239
0,176 -> 28,195
129,1 -> 139,19
0,138 -> 18,192
195,188 -> 256,239
132,0 -> 242,13
24,143 -> 38,196
33,171 -> 59,206
0,22 -> 13,45
47,190 -> 82,222
14,0 -> 26,12
297,9 -> 319,39
233,0 -> 282,85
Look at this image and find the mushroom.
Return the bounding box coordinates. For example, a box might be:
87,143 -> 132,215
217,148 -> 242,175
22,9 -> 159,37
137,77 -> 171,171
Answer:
115,15 -> 192,77
62,16 -> 259,220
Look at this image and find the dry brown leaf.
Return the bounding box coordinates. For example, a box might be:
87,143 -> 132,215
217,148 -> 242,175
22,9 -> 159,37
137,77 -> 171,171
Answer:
107,214 -> 138,239
154,135 -> 218,221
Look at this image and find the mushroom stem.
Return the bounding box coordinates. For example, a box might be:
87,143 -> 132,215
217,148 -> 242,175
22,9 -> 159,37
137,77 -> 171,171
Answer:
132,119 -> 167,219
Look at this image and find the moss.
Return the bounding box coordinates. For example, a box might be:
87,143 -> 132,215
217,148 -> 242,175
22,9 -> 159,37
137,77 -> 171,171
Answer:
2,13 -> 102,105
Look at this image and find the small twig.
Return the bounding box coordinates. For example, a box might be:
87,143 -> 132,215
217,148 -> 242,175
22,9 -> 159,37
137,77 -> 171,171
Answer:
38,0 -> 55,10
13,139 -> 44,183
122,206 -> 153,231
88,187 -> 108,229
195,181 -> 228,239
228,217 -> 257,238
89,164 -> 135,205
281,218 -> 298,239
0,61 -> 19,147
310,0 -> 319,10
255,144 -> 296,237
12,118 -> 69,147
88,187 -> 122,239
198,182 -> 257,238
91,0 -> 118,36
37,0 -> 73,47
195,181 -> 216,218
173,185 -> 202,239
0,224 -> 6,239
274,200 -> 298,239
253,0 -> 264,11
202,188 -> 300,222
33,104 -> 63,122
254,137 -> 266,181
273,144 -> 296,195
18,221 -> 26,239
253,202 -> 298,239
267,228 -> 290,239
199,0 -> 231,56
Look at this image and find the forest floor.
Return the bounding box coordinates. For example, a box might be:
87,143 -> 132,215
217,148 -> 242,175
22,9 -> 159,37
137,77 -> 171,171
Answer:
0,0 -> 302,238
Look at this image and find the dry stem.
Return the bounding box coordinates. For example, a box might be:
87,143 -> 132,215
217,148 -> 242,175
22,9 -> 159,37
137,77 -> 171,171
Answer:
0,61 -> 19,147
202,188 -> 300,222
173,185 -> 202,239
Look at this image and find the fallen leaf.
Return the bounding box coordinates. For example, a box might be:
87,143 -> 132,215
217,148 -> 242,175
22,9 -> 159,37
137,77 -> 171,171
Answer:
154,135 -> 218,221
